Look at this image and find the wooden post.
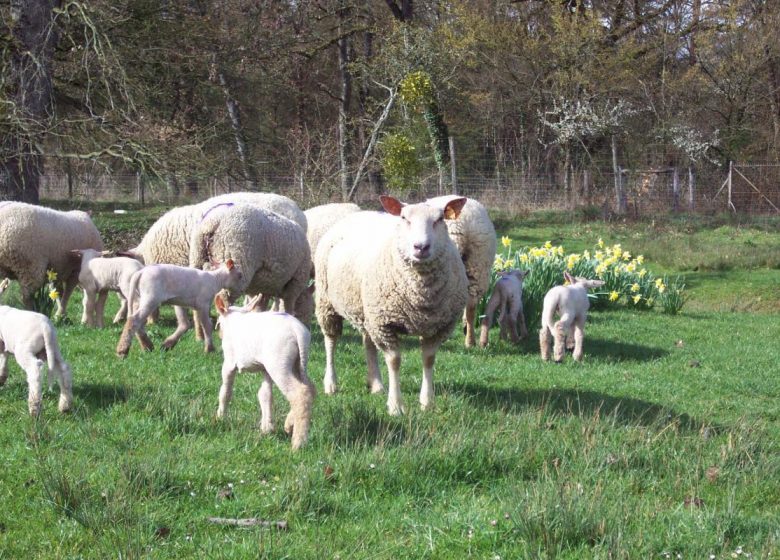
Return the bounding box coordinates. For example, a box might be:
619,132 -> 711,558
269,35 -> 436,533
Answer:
611,135 -> 625,214
688,166 -> 695,211
65,157 -> 74,200
727,160 -> 735,212
449,136 -> 457,195
672,166 -> 680,212
136,171 -> 145,206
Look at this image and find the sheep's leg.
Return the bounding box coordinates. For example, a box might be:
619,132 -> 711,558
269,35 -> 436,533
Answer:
56,274 -> 79,319
362,333 -> 385,394
539,327 -> 552,361
51,363 -> 73,413
419,340 -> 441,411
18,354 -> 44,416
81,289 -> 96,326
463,301 -> 477,348
194,306 -> 214,353
479,292 -> 501,348
322,334 -> 339,395
565,333 -> 575,351
257,374 -> 274,434
193,310 -> 203,341
572,316 -> 586,362
113,294 -> 128,324
518,307 -> 528,339
506,300 -> 522,344
95,290 -> 108,328
117,300 -> 154,357
161,306 -> 191,350
0,349 -> 8,386
553,315 -> 572,362
216,363 -> 237,418
382,346 -> 405,416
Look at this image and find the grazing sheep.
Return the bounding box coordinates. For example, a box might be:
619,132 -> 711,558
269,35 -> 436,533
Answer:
539,271 -> 605,362
426,196 -> 497,348
189,204 -> 312,324
479,269 -> 529,347
196,192 -> 307,233
116,260 -> 243,357
0,278 -> 72,416
315,196 -> 468,415
0,202 -> 103,317
72,249 -> 144,327
214,293 -> 316,450
304,202 -> 361,263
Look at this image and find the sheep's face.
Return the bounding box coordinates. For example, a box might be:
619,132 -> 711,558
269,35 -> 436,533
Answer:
380,196 -> 466,265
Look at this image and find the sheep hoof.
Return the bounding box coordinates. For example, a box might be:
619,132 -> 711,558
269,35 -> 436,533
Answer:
367,381 -> 385,394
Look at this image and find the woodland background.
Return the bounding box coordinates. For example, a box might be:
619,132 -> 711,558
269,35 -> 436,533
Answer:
2,0 -> 780,214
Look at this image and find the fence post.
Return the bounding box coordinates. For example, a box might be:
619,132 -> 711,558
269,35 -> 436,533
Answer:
449,136 -> 457,195
727,160 -> 734,212
688,166 -> 695,211
136,171 -> 145,207
672,166 -> 680,212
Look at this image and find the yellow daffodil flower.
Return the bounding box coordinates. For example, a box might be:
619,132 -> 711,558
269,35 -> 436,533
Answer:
46,270 -> 58,282
609,291 -> 620,301
501,236 -> 511,248
658,284 -> 666,293
544,240 -> 552,249
625,262 -> 636,273
583,250 -> 590,259
598,238 -> 604,248
49,289 -> 59,301
633,295 -> 642,304
622,251 -> 631,261
638,268 -> 648,278
631,283 -> 640,292
636,255 -> 644,265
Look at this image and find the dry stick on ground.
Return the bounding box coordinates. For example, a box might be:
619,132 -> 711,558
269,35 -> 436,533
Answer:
206,517 -> 288,530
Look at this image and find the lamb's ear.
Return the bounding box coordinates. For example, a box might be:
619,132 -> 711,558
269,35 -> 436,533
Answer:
517,269 -> 529,280
246,293 -> 263,311
380,195 -> 404,216
214,293 -> 229,316
443,197 -> 468,220
563,271 -> 575,285
226,258 -> 235,270
0,278 -> 9,294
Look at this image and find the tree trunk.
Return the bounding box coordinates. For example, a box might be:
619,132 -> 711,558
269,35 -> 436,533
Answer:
0,0 -> 62,203
338,4 -> 352,201
611,135 -> 626,214
216,64 -> 258,190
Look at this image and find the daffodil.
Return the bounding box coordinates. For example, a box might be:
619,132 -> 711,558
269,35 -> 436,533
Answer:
46,270 -> 58,282
657,284 -> 666,294
544,240 -> 552,249
638,268 -> 648,278
598,238 -> 604,248
646,297 -> 654,306
501,236 -> 511,248
622,251 -> 631,261
555,246 -> 564,257
636,255 -> 644,265
583,250 -> 590,259
49,289 -> 59,301
633,295 -> 642,304
609,291 -> 620,302
594,250 -> 604,261
631,283 -> 640,292
595,263 -> 607,276
612,244 -> 622,259
625,261 -> 636,273
655,278 -> 664,287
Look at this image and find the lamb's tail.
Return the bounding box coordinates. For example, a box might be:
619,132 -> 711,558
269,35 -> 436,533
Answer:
125,268 -> 143,317
295,325 -> 312,384
42,322 -> 67,390
541,293 -> 559,334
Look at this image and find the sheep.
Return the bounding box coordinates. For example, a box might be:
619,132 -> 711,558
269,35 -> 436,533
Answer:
315,195 -> 469,415
304,202 -> 361,263
116,259 -> 243,357
0,202 -> 103,318
71,249 -> 144,327
539,271 -> 605,362
196,192 -> 307,233
425,195 -> 497,348
478,269 -> 529,347
188,204 -> 312,324
214,293 -> 316,450
0,278 -> 73,416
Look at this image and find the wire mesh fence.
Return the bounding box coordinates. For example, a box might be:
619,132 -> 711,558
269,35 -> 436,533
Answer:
37,161 -> 780,216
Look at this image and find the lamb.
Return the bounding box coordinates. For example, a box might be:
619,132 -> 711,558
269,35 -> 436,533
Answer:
304,202 -> 361,263
0,278 -> 73,416
214,293 -> 316,450
425,196 -> 497,348
539,271 -> 605,362
315,195 -> 469,415
189,204 -> 312,324
478,269 -> 529,347
116,259 -> 243,357
0,202 -> 103,318
72,249 -> 144,327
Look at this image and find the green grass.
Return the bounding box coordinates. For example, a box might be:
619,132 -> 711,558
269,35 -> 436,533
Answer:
0,205 -> 778,558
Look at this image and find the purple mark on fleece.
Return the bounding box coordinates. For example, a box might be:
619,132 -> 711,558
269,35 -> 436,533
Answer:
200,202 -> 235,222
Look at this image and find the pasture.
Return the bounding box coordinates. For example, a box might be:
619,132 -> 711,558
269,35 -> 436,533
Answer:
0,204 -> 778,559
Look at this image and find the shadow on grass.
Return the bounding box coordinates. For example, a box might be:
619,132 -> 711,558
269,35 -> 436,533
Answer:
441,381 -> 708,432
74,382 -> 130,410
473,336 -> 668,362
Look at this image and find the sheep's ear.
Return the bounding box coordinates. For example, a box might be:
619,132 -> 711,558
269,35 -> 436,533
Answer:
380,195 -> 404,216
563,271 -> 575,284
226,258 -> 235,270
517,269 -> 529,279
443,197 -> 468,220
214,293 -> 229,316
246,294 -> 263,311
0,278 -> 9,294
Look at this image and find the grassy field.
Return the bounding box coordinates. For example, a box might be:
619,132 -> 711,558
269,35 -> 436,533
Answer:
0,203 -> 778,559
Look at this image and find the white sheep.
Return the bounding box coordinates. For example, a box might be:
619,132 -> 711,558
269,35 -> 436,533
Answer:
479,269 -> 529,347
539,271 -> 605,362
304,202 -> 361,263
196,192 -> 307,233
72,249 -> 144,327
214,293 -> 316,450
425,196 -> 497,348
189,204 -> 312,324
0,202 -> 103,318
315,196 -> 468,415
0,278 -> 73,416
116,259 -> 243,357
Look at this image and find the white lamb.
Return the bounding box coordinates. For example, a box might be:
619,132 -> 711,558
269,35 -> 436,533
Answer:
315,196 -> 468,415
0,279 -> 73,416
0,202 -> 103,317
426,196 -> 497,348
214,293 -> 316,450
116,259 -> 243,357
479,269 -> 529,347
539,271 -> 605,362
72,249 -> 144,327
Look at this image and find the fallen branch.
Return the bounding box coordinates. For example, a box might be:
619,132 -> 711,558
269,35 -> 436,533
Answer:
206,517 -> 288,530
